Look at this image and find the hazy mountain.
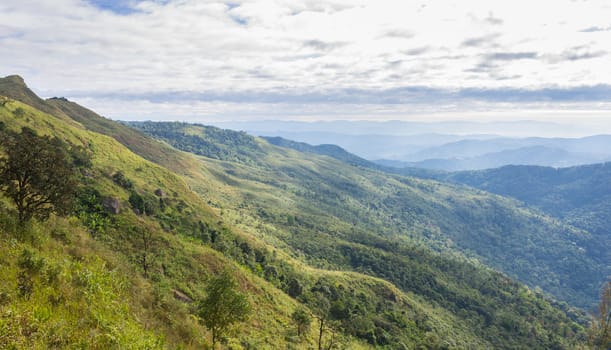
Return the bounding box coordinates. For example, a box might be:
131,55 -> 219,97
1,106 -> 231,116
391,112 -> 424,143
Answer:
378,145 -> 611,171
402,136 -> 611,162
213,120 -> 611,170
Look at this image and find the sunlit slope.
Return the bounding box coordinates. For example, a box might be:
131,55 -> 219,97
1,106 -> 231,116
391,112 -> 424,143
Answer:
0,97 -> 378,349
126,121 -> 593,348
0,79 -> 501,349
0,76 -> 593,348
132,121 -> 603,309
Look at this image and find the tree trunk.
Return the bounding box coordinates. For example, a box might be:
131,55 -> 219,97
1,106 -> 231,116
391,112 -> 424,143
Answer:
318,318 -> 324,350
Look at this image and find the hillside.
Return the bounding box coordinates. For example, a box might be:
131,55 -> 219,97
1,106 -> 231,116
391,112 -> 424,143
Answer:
1,95 -> 340,349
131,121 -> 607,309
444,163 -> 611,269
0,75 -> 595,349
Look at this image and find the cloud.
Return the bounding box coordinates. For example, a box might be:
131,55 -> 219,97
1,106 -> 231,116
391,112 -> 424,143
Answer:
302,39 -> 347,52
465,61 -> 498,74
1,0 -> 611,122
561,50 -> 606,61
382,29 -> 414,39
484,12 -> 503,26
486,52 -> 538,61
461,34 -> 500,48
544,46 -> 608,63
68,84 -> 611,106
86,0 -> 141,14
403,47 -> 429,56
580,25 -> 611,32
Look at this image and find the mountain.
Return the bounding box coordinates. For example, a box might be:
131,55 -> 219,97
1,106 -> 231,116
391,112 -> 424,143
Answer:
261,136 -> 446,180
256,132 -> 480,160
376,136 -> 611,171
0,75 -> 597,349
387,145 -> 600,171
213,119 -> 592,138
402,136 -> 611,161
262,136 -> 385,169
218,118 -> 611,171
0,75 -> 81,126
130,121 -> 608,308
443,163 -> 611,266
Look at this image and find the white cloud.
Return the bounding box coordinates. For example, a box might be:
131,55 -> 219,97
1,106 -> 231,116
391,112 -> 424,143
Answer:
1,0 -> 611,122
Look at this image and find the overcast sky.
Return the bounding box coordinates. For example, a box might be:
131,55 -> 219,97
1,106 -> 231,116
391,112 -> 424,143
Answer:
1,0 -> 611,126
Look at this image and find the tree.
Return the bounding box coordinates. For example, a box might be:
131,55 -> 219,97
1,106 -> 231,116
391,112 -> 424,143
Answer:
291,307 -> 312,337
0,127 -> 80,224
309,293 -> 331,350
197,269 -> 251,349
589,281 -> 611,349
135,223 -> 157,278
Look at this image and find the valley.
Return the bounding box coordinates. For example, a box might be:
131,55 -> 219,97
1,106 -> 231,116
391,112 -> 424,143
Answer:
0,75 -> 606,348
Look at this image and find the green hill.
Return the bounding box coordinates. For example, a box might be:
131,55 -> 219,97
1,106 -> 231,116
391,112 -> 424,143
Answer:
130,121 -> 606,309
443,163 -> 611,272
0,75 -> 595,349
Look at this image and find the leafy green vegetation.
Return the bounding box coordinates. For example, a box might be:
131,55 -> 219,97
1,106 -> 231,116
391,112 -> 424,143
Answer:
132,121 -> 603,309
130,121 -> 267,166
443,164 -> 611,292
0,75 -> 596,349
0,127 -> 87,223
128,121 -> 593,347
197,269 -> 252,348
0,94 -> 341,349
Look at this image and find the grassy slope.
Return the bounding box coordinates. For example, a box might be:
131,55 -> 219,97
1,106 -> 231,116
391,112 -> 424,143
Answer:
126,122 -> 592,348
132,122 -> 604,309
0,76 -> 78,127
35,96 -> 495,349
0,82 -> 502,349
1,98 -> 364,349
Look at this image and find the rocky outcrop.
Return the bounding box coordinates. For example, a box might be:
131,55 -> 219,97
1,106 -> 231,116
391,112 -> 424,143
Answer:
102,197 -> 121,214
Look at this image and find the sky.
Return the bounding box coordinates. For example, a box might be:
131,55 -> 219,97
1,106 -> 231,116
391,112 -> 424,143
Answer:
1,0 -> 611,128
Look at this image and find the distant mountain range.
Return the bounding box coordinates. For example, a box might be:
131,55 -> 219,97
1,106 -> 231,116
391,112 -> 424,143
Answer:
375,140 -> 611,171
212,119 -> 611,171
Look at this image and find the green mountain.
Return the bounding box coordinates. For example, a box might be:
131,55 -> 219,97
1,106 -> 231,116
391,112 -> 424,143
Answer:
130,121 -> 606,309
0,75 -> 595,349
444,163 -> 611,269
